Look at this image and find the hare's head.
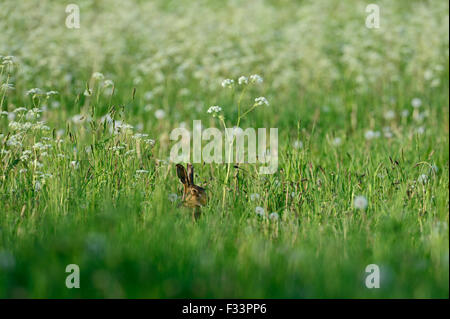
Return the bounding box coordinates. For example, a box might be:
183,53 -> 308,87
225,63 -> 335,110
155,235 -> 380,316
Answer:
176,163 -> 207,208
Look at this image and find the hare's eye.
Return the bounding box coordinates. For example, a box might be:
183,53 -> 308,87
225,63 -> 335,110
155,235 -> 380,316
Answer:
191,189 -> 198,195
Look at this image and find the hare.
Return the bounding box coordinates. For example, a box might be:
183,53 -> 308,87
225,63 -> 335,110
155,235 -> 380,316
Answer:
176,163 -> 207,220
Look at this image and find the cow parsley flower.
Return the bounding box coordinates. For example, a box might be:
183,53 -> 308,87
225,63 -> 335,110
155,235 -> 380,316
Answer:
207,105 -> 222,114
92,72 -> 105,81
255,96 -> 269,106
1,83 -> 15,91
221,79 -> 234,88
26,88 -> 44,96
103,80 -> 114,87
46,91 -> 58,97
238,76 -> 248,85
249,74 -> 263,84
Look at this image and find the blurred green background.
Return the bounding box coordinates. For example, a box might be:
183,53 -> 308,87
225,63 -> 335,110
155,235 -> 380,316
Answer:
0,0 -> 448,298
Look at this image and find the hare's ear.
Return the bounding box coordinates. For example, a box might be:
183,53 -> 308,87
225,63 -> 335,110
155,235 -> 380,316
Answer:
187,163 -> 194,185
176,164 -> 188,185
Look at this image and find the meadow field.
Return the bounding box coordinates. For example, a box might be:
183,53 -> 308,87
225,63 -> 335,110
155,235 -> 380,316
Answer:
0,0 -> 448,298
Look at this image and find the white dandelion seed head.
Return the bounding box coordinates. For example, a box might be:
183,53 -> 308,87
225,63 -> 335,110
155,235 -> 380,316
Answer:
269,212 -> 279,221
364,130 -> 380,140
332,137 -> 342,146
154,109 -> 166,119
354,195 -> 368,210
384,110 -> 395,120
255,206 -> 265,216
411,98 -> 422,108
144,91 -> 154,101
401,109 -> 409,118
250,193 -> 260,201
416,126 -> 425,135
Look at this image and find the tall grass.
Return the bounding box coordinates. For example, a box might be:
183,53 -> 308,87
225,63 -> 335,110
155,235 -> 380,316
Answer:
0,0 -> 448,298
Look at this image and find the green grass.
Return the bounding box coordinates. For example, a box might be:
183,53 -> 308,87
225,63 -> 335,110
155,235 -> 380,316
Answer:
0,0 -> 448,298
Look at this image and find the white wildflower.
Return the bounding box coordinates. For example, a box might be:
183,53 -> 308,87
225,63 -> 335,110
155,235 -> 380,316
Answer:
418,174 -> 428,184
238,76 -> 248,85
293,140 -> 303,149
365,130 -> 380,140
70,161 -> 79,169
26,88 -> 44,96
416,126 -> 425,135
254,96 -> 269,106
269,212 -> 279,221
255,206 -> 265,216
249,74 -> 263,84
207,105 -> 222,114
221,79 -> 234,88
46,90 -> 58,97
103,80 -> 114,87
411,98 -> 422,108
154,109 -> 166,119
384,110 -> 395,120
354,195 -> 368,210
92,72 -> 105,81
332,137 -> 342,146
13,107 -> 27,113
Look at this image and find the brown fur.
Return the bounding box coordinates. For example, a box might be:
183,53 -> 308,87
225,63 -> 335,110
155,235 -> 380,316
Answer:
176,164 -> 207,220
